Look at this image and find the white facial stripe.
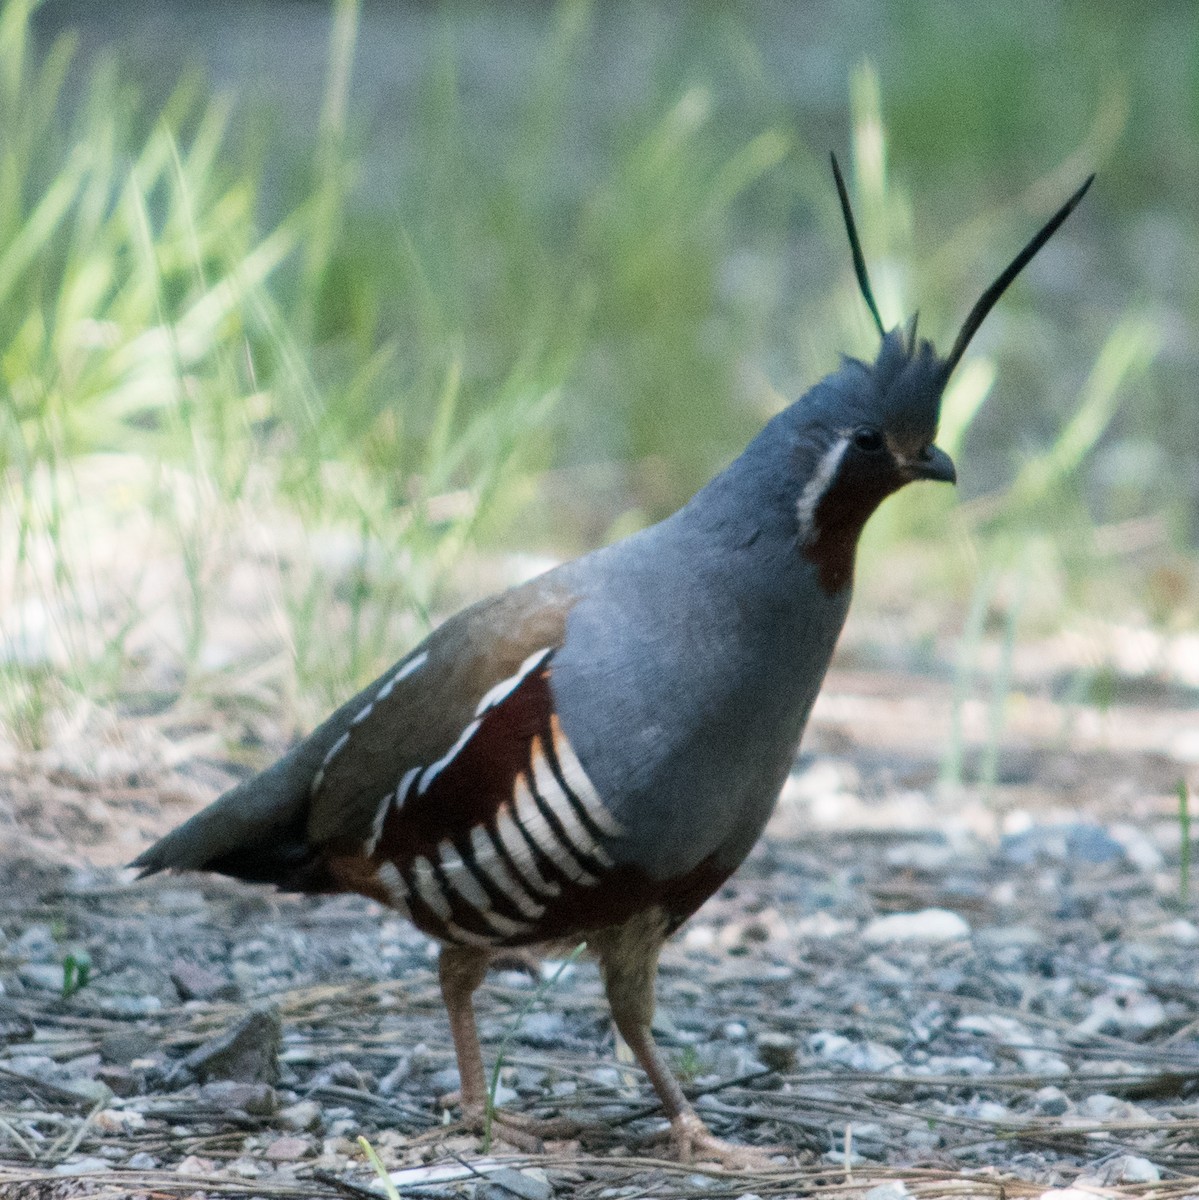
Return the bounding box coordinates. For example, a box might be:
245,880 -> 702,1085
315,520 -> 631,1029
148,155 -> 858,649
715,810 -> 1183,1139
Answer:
795,436 -> 850,543
418,719 -> 482,794
408,856 -> 452,922
495,805 -> 561,897
375,861 -> 410,913
550,726 -> 623,837
513,775 -> 597,886
530,739 -> 615,869
469,826 -> 546,919
474,647 -> 554,717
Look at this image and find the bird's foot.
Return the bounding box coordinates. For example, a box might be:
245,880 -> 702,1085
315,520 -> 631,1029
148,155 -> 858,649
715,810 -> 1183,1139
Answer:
663,1110 -> 787,1168
436,1094 -> 586,1152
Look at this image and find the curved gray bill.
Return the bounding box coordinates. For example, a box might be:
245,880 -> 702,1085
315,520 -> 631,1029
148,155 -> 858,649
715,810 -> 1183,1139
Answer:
911,445 -> 956,484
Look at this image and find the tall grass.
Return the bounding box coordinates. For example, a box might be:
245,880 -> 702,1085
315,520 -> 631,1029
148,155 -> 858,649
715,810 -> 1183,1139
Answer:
0,0 -> 1174,773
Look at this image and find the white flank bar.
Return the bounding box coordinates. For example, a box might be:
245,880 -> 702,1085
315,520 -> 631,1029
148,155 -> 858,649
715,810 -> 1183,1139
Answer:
513,775 -> 598,886
550,724 -> 624,836
375,861 -> 410,913
494,806 -> 562,897
530,740 -> 615,868
468,826 -> 546,919
408,857 -> 453,922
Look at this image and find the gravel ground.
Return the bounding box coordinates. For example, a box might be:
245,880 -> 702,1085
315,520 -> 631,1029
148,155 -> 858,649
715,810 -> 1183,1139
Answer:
1,660 -> 1197,1200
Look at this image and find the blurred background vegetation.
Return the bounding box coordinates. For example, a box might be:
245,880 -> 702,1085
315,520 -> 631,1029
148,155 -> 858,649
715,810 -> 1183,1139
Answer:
1,0 -> 1195,769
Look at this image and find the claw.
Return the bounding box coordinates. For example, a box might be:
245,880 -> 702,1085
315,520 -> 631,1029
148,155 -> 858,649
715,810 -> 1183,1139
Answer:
666,1110 -> 788,1168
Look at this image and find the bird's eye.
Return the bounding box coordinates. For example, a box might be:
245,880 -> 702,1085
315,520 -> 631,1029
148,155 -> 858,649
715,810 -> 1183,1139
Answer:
852,426 -> 886,454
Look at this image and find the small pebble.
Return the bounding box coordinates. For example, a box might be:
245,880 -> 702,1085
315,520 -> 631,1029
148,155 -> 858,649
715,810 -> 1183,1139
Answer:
478,1166 -> 554,1200
1110,1154 -> 1161,1183
865,1184 -> 910,1200
264,1135 -> 312,1162
1033,1086 -> 1070,1116
278,1099 -> 323,1131
755,1031 -> 797,1072
53,1156 -> 110,1175
862,908 -> 971,944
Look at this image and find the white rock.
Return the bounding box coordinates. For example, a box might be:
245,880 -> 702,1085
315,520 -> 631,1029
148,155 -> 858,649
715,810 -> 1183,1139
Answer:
1153,918 -> 1199,944
1017,1048 -> 1070,1076
862,908 -> 971,944
807,1031 -> 902,1072
1107,822 -> 1164,871
865,1182 -> 910,1200
1112,1154 -> 1161,1183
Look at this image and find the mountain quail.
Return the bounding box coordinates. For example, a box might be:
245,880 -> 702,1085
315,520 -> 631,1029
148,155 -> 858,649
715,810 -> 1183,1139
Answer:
134,160 -> 1092,1163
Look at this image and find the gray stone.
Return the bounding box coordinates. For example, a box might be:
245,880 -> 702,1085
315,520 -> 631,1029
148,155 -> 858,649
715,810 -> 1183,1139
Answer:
61,1077 -> 113,1105
1001,822 -> 1125,865
100,1030 -> 159,1065
18,963 -> 66,992
517,1010 -> 567,1047
1033,1086 -> 1070,1116
862,908 -> 971,944
865,1184 -> 910,1200
200,1080 -> 279,1115
478,1166 -> 553,1200
1110,1155 -> 1161,1183
172,1005 -> 281,1087
53,1156 -> 111,1175
278,1099 -> 323,1131
170,959 -> 240,1002
755,1031 -> 797,1072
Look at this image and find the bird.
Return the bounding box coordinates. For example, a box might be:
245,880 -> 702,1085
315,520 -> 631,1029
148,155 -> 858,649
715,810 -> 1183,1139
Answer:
133,158 -> 1092,1164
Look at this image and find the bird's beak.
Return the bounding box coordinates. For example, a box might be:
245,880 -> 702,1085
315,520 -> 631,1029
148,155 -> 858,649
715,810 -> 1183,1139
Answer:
909,444 -> 957,484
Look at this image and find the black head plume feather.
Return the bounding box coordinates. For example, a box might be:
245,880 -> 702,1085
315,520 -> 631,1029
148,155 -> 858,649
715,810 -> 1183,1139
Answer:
830,155 -> 1093,387
830,153 -> 886,339
940,173 -> 1094,380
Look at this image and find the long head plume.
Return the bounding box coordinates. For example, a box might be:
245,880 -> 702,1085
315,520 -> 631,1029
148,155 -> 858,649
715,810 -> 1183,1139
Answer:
830,153 -> 1094,381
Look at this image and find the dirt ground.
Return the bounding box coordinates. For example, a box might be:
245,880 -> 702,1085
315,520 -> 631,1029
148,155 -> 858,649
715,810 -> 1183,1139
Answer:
1,640 -> 1198,1200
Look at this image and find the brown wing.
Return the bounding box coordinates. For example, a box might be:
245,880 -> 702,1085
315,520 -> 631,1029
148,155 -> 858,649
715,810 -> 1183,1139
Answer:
306,575 -> 578,849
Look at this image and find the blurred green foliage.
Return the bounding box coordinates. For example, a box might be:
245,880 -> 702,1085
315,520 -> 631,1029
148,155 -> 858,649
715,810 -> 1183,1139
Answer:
1,0 -> 1195,747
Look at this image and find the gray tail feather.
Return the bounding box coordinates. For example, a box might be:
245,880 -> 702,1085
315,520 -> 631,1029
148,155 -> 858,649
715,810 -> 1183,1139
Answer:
130,755 -> 336,893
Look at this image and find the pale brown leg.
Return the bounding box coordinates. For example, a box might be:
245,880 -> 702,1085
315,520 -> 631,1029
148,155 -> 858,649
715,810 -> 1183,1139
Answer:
594,913 -> 782,1167
438,945 -> 493,1113
437,944 -> 583,1151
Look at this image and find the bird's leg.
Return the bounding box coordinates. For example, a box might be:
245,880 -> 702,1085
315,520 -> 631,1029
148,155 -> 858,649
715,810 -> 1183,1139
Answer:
595,915 -> 781,1168
437,944 -> 583,1151
438,944 -> 493,1115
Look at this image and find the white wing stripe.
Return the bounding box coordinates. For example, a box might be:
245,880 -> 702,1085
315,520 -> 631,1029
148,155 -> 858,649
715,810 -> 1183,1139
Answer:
418,719 -> 481,794
473,647 -> 554,717
377,650 -> 428,702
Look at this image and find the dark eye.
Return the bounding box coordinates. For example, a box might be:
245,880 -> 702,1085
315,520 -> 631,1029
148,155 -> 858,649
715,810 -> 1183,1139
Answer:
852,426 -> 886,454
